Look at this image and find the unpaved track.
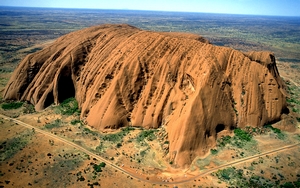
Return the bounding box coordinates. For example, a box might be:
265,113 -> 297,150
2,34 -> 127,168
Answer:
1,113 -> 299,185
281,75 -> 299,87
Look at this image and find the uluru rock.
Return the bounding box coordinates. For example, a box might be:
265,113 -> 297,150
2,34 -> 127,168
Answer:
3,24 -> 287,167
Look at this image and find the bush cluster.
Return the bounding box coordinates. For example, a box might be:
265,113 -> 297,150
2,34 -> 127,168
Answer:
102,126 -> 135,143
93,162 -> 106,172
45,119 -> 61,129
264,124 -> 285,140
1,101 -> 23,110
57,97 -> 80,115
215,167 -> 300,187
136,129 -> 157,142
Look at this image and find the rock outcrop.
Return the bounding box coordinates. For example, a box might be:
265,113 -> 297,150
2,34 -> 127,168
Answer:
3,24 -> 287,167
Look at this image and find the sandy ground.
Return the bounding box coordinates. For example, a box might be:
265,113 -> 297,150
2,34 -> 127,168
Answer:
1,104 -> 300,187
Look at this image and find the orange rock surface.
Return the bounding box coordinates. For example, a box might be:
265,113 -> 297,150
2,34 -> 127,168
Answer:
3,24 -> 287,167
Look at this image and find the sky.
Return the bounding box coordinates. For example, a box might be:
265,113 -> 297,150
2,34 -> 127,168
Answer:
1,0 -> 300,17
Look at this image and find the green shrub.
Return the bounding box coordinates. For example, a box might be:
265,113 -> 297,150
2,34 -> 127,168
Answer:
216,128 -> 253,149
57,97 -> 80,115
140,149 -> 147,157
281,182 -> 294,188
23,103 -> 35,114
45,119 -> 61,129
1,101 -> 23,110
77,176 -> 85,181
215,167 -> 241,181
215,167 -> 275,187
136,129 -> 157,142
287,98 -> 300,105
93,162 -> 106,172
99,162 -> 106,167
116,143 -> 122,148
102,126 -> 134,143
217,135 -> 232,147
211,149 -> 218,155
232,128 -> 253,148
294,180 -> 300,187
234,128 -> 252,142
265,124 -> 285,140
93,164 -> 102,172
292,108 -> 300,113
95,142 -> 105,152
121,126 -> 135,132
83,128 -> 99,136
103,133 -> 122,143
71,119 -> 81,125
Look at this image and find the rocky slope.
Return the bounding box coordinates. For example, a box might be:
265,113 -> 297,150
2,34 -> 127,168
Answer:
3,24 -> 287,167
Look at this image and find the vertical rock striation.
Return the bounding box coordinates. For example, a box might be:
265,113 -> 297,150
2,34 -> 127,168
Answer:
3,24 -> 287,167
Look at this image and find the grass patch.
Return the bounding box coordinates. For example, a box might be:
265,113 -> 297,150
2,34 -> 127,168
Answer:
234,128 -> 252,141
215,167 -> 243,182
217,128 -> 253,149
0,132 -> 32,161
44,153 -> 86,187
287,98 -> 300,105
45,119 -> 62,129
215,166 -> 300,187
102,126 -> 135,143
56,97 -> 80,115
136,129 -> 157,143
232,128 -> 253,148
0,68 -> 13,73
95,142 -> 105,152
215,167 -> 273,187
140,149 -> 148,157
1,101 -> 23,110
217,135 -> 232,147
286,83 -> 300,116
292,108 -> 300,113
82,128 -> 99,136
102,132 -> 123,143
265,124 -> 285,140
71,119 -> 81,125
121,126 -> 135,133
22,102 -> 35,114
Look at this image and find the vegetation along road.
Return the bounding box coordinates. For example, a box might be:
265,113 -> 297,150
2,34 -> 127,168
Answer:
0,113 -> 299,185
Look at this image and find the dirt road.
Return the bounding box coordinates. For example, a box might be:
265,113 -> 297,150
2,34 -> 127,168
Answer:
0,113 -> 299,185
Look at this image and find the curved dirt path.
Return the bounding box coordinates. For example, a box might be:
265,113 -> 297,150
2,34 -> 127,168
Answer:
281,75 -> 299,87
0,113 -> 299,185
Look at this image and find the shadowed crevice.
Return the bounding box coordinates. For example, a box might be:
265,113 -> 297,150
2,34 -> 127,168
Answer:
57,67 -> 75,103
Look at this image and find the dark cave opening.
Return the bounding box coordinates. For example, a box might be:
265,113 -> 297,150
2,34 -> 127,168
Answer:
281,107 -> 290,115
44,90 -> 54,108
216,124 -> 225,134
57,68 -> 75,103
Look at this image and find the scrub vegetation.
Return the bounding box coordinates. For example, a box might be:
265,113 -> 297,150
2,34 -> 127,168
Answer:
0,6 -> 300,188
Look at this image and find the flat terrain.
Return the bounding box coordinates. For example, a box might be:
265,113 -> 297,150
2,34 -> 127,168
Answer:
0,7 -> 300,187
1,98 -> 299,187
1,102 -> 300,187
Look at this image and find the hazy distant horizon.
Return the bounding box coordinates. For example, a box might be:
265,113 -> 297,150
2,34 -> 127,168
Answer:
1,0 -> 300,17
1,5 -> 300,18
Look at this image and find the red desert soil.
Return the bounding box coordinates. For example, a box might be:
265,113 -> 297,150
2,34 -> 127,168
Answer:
3,24 -> 288,167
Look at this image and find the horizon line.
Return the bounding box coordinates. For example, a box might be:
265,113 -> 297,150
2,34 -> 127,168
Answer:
1,5 -> 299,18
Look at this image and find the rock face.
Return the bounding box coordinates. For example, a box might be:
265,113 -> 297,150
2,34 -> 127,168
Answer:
3,24 -> 287,167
